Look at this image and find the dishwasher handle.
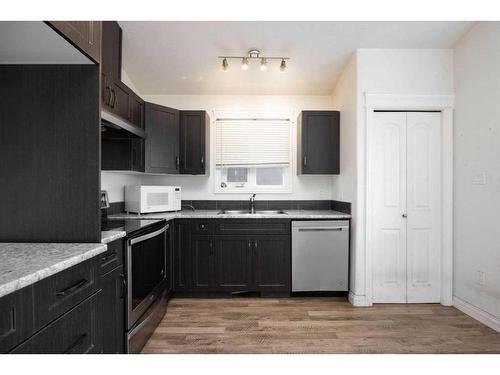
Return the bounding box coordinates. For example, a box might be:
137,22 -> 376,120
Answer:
297,227 -> 346,232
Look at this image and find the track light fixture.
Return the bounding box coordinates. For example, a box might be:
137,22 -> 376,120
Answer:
219,49 -> 290,72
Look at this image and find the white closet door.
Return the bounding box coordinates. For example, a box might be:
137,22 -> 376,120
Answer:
406,112 -> 441,303
372,112 -> 407,303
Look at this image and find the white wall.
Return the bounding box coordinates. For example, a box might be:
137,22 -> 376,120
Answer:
102,94 -> 336,202
336,49 -> 454,304
453,22 -> 500,321
331,53 -> 358,293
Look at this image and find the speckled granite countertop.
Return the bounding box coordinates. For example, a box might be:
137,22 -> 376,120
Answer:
0,242 -> 107,298
101,230 -> 126,244
110,209 -> 351,220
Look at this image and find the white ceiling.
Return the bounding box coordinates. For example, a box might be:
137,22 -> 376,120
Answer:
120,21 -> 473,96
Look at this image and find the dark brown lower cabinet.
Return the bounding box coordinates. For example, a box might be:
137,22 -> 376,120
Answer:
11,292 -> 102,354
174,219 -> 291,295
216,236 -> 252,291
100,266 -> 125,354
253,235 -> 290,292
191,236 -> 216,290
173,220 -> 192,292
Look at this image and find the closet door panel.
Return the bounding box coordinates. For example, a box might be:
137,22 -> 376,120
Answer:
371,112 -> 407,303
406,112 -> 441,303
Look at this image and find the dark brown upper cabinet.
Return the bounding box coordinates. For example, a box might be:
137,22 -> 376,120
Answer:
100,21 -> 144,130
47,21 -> 101,64
180,111 -> 210,175
144,103 -> 180,174
297,111 -> 340,175
101,21 -> 122,80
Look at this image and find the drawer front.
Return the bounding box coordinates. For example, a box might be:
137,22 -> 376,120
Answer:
0,286 -> 34,353
191,220 -> 215,235
100,239 -> 124,275
216,219 -> 290,235
34,257 -> 100,330
11,292 -> 102,354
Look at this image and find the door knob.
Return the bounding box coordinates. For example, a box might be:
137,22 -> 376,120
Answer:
402,213 -> 407,218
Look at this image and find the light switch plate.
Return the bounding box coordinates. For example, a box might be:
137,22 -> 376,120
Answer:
472,172 -> 487,185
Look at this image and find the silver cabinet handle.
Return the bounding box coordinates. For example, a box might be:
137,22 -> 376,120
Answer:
248,240 -> 251,249
201,155 -> 204,168
297,227 -> 344,232
254,240 -> 258,248
303,156 -> 307,167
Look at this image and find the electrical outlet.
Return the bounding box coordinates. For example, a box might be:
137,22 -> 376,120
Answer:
475,270 -> 486,286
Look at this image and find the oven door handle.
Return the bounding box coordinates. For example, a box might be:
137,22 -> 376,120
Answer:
129,224 -> 169,245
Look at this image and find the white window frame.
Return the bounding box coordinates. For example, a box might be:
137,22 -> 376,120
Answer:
213,110 -> 294,194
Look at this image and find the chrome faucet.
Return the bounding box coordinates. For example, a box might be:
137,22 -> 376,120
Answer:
250,193 -> 256,214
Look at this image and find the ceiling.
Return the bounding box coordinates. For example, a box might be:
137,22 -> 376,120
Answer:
120,21 -> 473,96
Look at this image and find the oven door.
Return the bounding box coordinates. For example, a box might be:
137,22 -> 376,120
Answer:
127,224 -> 168,329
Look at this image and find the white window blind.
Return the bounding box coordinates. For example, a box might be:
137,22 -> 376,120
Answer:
215,119 -> 291,167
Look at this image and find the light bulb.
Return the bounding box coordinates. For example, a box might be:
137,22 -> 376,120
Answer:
260,58 -> 267,71
222,58 -> 228,72
280,59 -> 286,72
241,57 -> 249,70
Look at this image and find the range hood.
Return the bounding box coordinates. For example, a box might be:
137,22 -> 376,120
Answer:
101,109 -> 146,139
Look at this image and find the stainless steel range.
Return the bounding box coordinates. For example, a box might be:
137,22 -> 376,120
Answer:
102,218 -> 171,353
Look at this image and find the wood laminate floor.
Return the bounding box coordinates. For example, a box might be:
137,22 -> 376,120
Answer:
141,298 -> 500,354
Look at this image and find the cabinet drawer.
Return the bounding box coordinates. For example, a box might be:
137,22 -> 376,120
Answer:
34,257 -> 100,330
216,220 -> 290,235
191,220 -> 214,235
11,292 -> 102,354
0,286 -> 35,353
100,239 -> 124,275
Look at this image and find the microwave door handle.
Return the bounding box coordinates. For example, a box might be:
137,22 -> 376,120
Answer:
129,224 -> 169,245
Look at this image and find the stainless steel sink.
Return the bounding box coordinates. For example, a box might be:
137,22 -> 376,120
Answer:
217,209 -> 287,215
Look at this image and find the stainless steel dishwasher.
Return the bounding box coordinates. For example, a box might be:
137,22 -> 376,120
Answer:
292,220 -> 349,292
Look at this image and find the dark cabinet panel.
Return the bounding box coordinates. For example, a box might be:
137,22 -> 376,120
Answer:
99,238 -> 124,275
47,21 -> 101,63
191,236 -> 216,290
216,219 -> 290,235
253,236 -> 290,292
0,286 -> 34,353
101,138 -> 144,172
100,266 -> 125,354
144,102 -> 180,174
173,220 -> 191,292
180,111 -> 209,175
101,21 -> 122,80
11,292 -> 102,354
110,80 -> 132,121
0,65 -> 100,242
215,236 -> 252,290
297,111 -> 340,175
130,93 -> 145,129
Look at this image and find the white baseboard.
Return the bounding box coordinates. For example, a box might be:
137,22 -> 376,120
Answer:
348,292 -> 371,307
453,296 -> 500,332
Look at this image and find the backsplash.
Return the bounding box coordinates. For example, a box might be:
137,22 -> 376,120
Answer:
107,200 -> 351,214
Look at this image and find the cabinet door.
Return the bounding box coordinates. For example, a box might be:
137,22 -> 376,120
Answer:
101,21 -> 122,80
173,221 -> 192,291
144,103 -> 180,174
180,111 -> 207,175
215,236 -> 252,291
191,236 -> 216,290
100,266 -> 125,354
299,111 -> 340,174
48,21 -> 101,63
0,286 -> 34,353
253,235 -> 291,292
130,93 -> 145,129
110,80 -> 131,121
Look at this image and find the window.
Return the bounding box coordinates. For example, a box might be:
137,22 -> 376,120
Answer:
215,117 -> 292,193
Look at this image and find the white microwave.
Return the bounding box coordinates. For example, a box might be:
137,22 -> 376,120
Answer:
125,185 -> 182,213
